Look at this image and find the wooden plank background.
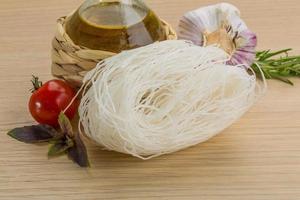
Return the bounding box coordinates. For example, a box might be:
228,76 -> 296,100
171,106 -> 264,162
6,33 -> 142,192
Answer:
1,0 -> 300,199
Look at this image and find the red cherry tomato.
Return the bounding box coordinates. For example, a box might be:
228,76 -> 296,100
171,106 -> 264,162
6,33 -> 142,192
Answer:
28,79 -> 78,127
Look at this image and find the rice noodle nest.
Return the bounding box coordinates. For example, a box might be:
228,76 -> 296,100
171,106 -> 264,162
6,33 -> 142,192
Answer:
79,40 -> 263,159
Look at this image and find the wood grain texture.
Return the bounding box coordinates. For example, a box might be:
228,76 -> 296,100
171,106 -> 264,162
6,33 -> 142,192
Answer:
1,0 -> 300,199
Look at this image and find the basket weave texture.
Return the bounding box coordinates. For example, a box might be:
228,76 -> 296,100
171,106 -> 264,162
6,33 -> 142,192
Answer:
51,16 -> 177,87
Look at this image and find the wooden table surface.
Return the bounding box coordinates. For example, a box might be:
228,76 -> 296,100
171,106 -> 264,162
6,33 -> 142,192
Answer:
1,0 -> 300,199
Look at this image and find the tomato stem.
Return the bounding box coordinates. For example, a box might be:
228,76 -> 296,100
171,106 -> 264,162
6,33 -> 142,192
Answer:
30,75 -> 43,93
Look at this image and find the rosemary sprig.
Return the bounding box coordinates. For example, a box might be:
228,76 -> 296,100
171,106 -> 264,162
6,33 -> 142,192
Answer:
252,49 -> 300,85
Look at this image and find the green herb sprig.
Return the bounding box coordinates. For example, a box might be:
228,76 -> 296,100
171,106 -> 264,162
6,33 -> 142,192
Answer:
252,49 -> 300,85
7,112 -> 90,168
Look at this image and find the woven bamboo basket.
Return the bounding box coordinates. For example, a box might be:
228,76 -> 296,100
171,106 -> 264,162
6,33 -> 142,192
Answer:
51,15 -> 177,88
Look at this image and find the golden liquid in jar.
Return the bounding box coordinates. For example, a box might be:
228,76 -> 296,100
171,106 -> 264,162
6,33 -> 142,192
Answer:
66,2 -> 167,52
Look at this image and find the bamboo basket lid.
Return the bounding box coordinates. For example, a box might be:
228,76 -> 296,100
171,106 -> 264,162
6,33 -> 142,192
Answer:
51,15 -> 177,88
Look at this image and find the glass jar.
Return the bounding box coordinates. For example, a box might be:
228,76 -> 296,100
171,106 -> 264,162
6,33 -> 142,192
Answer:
66,0 -> 167,52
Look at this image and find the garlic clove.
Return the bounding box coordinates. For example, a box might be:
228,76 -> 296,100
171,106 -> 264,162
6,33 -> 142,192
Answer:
228,30 -> 257,66
178,3 -> 257,66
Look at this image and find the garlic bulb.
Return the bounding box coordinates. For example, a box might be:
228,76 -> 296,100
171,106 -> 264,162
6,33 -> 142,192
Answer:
178,3 -> 257,66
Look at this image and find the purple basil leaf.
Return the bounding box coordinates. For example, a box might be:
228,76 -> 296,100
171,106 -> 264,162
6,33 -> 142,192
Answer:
58,112 -> 74,138
7,124 -> 58,143
67,132 -> 90,168
48,141 -> 70,158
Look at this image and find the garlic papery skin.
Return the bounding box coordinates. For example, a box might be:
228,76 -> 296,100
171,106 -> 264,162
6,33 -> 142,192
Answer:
178,3 -> 257,66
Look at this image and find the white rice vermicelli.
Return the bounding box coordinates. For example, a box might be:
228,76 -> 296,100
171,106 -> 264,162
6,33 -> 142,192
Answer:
79,40 -> 264,159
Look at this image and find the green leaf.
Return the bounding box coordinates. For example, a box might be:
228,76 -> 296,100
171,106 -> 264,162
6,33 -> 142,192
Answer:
7,124 -> 58,143
270,73 -> 294,85
68,132 -> 90,168
58,112 -> 74,138
262,48 -> 292,60
48,141 -> 70,157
